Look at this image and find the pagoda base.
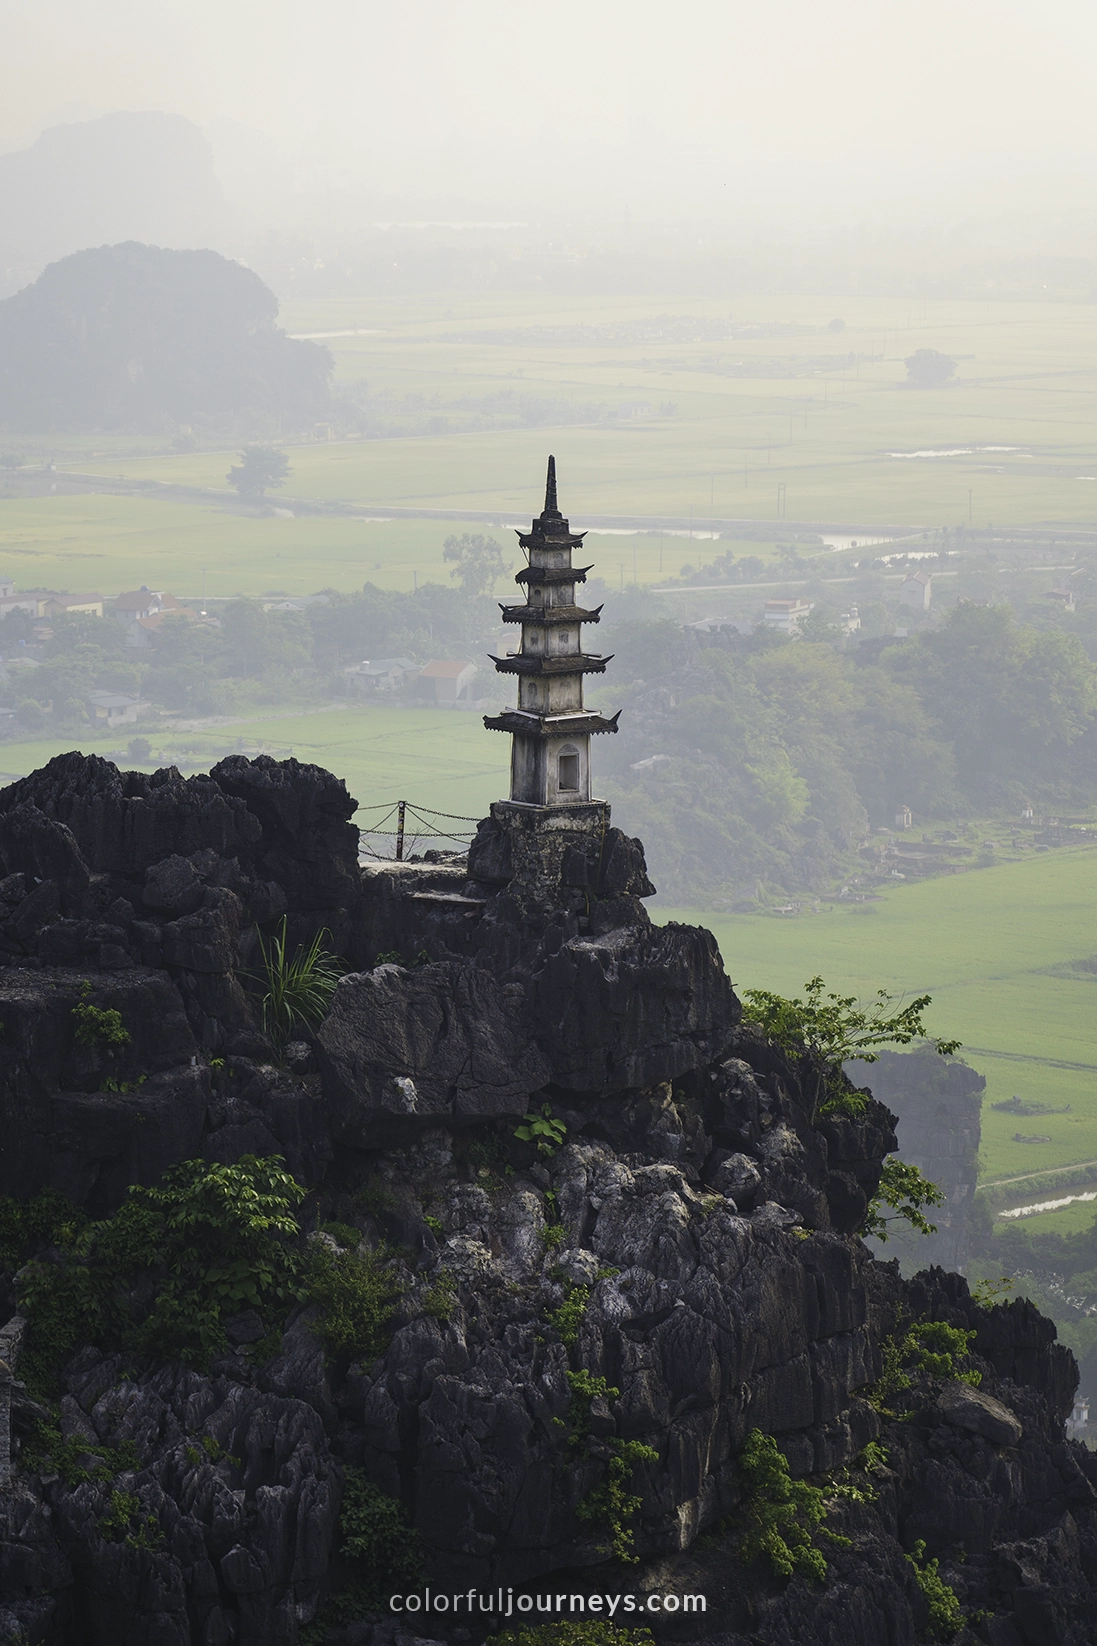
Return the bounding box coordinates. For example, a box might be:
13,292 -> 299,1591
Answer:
467,798 -> 614,912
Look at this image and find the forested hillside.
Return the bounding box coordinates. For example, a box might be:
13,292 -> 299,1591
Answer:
598,603 -> 1097,904
0,243 -> 331,434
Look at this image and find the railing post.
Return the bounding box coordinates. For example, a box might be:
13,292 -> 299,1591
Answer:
395,799 -> 406,862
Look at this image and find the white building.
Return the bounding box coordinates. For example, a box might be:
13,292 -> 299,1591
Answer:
763,598 -> 813,633
899,572 -> 932,611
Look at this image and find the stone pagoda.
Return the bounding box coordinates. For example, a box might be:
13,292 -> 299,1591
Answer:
484,456 -> 619,814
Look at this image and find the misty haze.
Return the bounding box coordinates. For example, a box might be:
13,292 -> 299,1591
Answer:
1,4 -> 1096,1643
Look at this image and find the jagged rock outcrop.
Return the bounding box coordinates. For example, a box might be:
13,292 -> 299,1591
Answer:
0,753 -> 1094,1646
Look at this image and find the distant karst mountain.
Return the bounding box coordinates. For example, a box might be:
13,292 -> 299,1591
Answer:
0,242 -> 332,434
0,111 -> 229,294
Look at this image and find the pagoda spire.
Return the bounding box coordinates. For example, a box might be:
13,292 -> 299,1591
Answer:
544,453 -> 559,516
483,459 -> 619,809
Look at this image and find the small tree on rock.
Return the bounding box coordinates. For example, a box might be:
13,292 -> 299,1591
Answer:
227,446 -> 290,501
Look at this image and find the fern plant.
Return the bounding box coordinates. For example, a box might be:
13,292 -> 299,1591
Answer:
255,918 -> 343,1045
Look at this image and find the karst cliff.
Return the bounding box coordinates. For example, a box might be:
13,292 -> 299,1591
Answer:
0,751 -> 1094,1646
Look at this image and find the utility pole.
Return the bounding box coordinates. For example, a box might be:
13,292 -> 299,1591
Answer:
777,482 -> 786,519
968,489 -> 973,526
632,542 -> 637,585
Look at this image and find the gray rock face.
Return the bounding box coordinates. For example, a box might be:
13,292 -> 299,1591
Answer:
937,1380 -> 1024,1446
318,963 -> 550,1141
0,752 -> 1095,1646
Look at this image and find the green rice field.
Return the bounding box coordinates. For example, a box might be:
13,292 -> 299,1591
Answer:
60,292 -> 1097,532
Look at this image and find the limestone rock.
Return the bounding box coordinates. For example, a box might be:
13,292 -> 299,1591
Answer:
318,961 -> 550,1141
937,1379 -> 1023,1446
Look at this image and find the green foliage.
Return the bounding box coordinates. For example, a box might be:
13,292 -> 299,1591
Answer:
423,1213 -> 444,1237
860,1157 -> 945,1242
735,1428 -> 836,1582
561,1370 -> 657,1562
321,1221 -> 362,1249
99,1076 -> 146,1094
443,531 -> 508,598
491,1627 -> 654,1646
0,1188 -> 88,1266
869,1319 -> 981,1412
25,1420 -> 139,1487
906,1540 -> 964,1640
566,1368 -> 619,1444
514,1104 -> 567,1157
16,1155 -> 306,1388
420,1269 -> 456,1322
740,976 -> 959,1119
543,1221 -> 566,1250
576,1437 -> 659,1562
301,1468 -> 423,1641
227,446 -> 291,500
340,1468 -> 424,1600
97,1488 -> 164,1551
72,985 -> 131,1051
550,1284 -> 590,1348
255,917 -> 343,1045
971,1274 -> 1014,1308
304,1237 -> 401,1361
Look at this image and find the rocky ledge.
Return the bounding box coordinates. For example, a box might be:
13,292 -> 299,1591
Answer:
0,753 -> 1093,1646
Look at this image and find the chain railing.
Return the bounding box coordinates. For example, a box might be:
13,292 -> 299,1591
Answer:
357,800 -> 481,861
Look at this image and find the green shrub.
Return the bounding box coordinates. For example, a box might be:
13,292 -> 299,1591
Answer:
576,1437 -> 659,1562
543,1221 -> 566,1250
740,976 -> 959,1120
420,1270 -> 456,1322
24,1421 -> 138,1487
549,1284 -> 590,1348
72,985 -> 131,1051
860,1158 -> 945,1242
16,1155 -> 306,1390
340,1469 -> 423,1601
735,1428 -> 845,1581
907,1540 -> 964,1640
301,1469 -> 424,1641
514,1104 -> 567,1157
0,1189 -> 88,1266
868,1319 -> 980,1413
304,1238 -> 401,1361
320,1221 -> 362,1249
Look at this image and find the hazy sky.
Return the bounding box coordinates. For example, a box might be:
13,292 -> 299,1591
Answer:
4,0 -> 1096,224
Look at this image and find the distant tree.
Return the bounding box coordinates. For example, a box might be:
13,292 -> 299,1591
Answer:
127,736 -> 152,762
442,533 -> 508,599
827,318 -> 846,333
904,349 -> 957,389
227,447 -> 290,501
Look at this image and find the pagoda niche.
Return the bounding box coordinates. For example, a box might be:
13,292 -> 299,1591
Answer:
484,456 -> 619,813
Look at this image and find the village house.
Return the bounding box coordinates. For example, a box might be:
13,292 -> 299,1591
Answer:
415,659 -> 479,706
86,690 -> 147,728
343,657 -> 419,694
41,593 -> 104,619
899,570 -> 932,610
112,589 -> 200,648
762,598 -> 813,634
